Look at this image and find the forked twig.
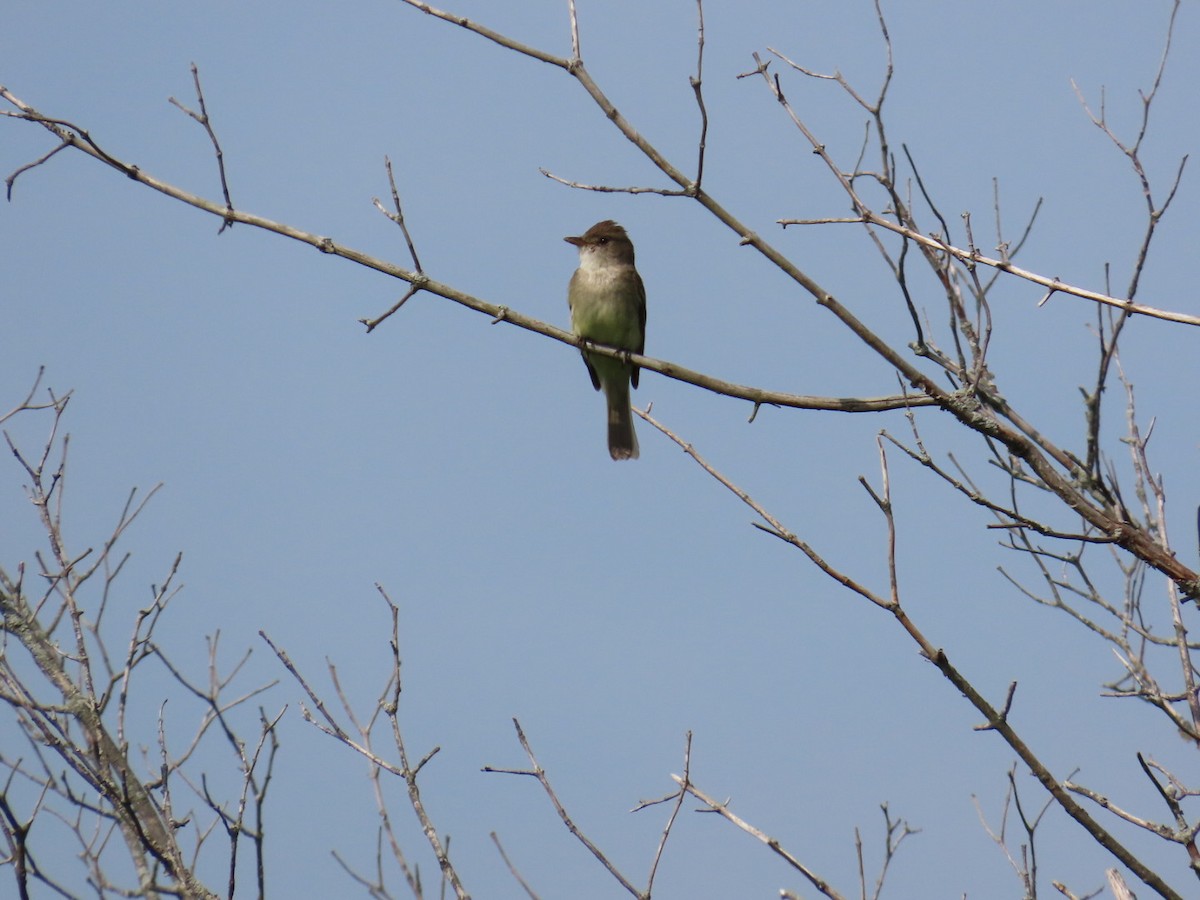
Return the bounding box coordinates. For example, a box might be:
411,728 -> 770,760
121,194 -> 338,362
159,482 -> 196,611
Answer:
168,63 -> 235,232
484,719 -> 641,897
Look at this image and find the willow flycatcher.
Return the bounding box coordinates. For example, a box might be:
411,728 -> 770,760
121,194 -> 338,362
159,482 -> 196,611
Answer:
565,220 -> 646,461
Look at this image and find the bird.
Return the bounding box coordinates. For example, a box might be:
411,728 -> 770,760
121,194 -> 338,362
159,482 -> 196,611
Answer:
564,220 -> 647,460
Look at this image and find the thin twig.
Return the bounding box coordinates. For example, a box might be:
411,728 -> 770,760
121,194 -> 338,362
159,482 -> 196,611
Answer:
168,63 -> 235,232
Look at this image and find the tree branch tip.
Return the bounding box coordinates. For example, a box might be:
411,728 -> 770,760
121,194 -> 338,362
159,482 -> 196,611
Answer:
750,521 -> 789,542
413,745 -> 441,775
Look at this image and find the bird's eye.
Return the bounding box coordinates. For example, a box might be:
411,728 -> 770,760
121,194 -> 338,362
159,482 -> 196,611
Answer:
597,237 -> 609,245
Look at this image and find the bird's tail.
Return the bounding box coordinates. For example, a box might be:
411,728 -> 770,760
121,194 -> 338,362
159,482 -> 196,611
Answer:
605,378 -> 639,461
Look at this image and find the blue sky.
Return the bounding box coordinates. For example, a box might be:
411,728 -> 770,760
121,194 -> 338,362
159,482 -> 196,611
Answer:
4,1 -> 1200,897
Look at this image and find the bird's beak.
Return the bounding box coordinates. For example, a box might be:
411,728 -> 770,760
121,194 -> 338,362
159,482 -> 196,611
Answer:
564,235 -> 584,246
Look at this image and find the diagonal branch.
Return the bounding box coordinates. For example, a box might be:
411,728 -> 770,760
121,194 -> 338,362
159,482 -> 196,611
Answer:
640,406 -> 1184,900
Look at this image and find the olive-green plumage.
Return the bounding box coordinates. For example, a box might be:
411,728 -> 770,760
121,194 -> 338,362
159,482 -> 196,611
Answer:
564,220 -> 647,460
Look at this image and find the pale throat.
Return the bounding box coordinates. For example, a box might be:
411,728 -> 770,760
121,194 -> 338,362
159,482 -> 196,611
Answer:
577,248 -> 633,285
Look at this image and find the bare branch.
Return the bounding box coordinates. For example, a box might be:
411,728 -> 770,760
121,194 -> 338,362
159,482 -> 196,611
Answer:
168,63 -> 234,232
641,402 -> 1184,898
490,831 -> 541,900
675,777 -> 847,900
486,719 -> 641,897
644,731 -> 691,895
